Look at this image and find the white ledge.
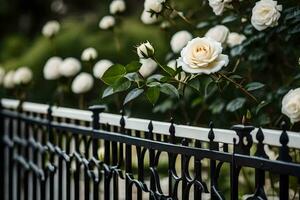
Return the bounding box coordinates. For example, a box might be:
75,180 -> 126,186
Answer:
1,98 -> 300,148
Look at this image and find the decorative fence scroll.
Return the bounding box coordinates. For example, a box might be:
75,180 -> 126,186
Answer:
1,98 -> 300,200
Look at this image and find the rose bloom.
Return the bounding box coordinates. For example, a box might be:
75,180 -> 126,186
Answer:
177,37 -> 229,74
71,72 -> 94,94
205,25 -> 230,44
59,57 -> 81,77
140,10 -> 159,24
144,0 -> 165,13
0,67 -> 5,85
170,30 -> 193,54
251,0 -> 282,31
208,0 -> 232,16
282,88 -> 300,123
42,20 -> 60,38
3,71 -> 15,89
93,59 -> 114,79
99,16 -> 116,30
139,58 -> 157,78
43,57 -> 63,80
227,32 -> 246,47
137,41 -> 155,58
81,47 -> 98,61
109,0 -> 126,14
13,67 -> 33,85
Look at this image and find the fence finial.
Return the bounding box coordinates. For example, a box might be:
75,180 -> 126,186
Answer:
208,121 -> 215,141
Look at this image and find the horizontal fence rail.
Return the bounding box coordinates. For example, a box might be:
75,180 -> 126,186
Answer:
1,98 -> 300,200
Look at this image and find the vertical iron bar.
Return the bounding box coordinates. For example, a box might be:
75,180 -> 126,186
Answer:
89,105 -> 106,200
148,121 -> 155,200
0,101 -> 4,200
168,118 -> 176,198
104,124 -> 111,200
278,122 -> 292,200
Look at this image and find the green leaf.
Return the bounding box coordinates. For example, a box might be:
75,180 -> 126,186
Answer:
160,83 -> 179,99
101,64 -> 126,85
221,15 -> 238,24
123,88 -> 144,105
146,86 -> 160,105
125,61 -> 142,73
209,99 -> 225,114
245,82 -> 265,91
255,101 -> 269,114
112,78 -> 131,93
160,65 -> 177,77
102,86 -> 114,98
147,74 -> 165,83
125,72 -> 143,82
226,98 -> 246,112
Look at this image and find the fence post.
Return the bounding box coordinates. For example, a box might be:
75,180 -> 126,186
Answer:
231,124 -> 254,200
278,122 -> 292,200
89,105 -> 106,200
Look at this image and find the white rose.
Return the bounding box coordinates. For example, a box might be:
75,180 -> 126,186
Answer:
227,32 -> 246,47
93,59 -> 114,79
59,57 -> 81,77
208,0 -> 232,16
3,71 -> 15,89
177,37 -> 229,74
251,0 -> 282,31
167,60 -> 186,81
81,47 -> 98,61
99,16 -> 116,30
205,25 -> 230,44
137,41 -> 155,58
109,0 -> 126,14
144,0 -> 166,13
43,57 -> 63,80
0,67 -> 5,85
170,30 -> 193,54
282,88 -> 300,123
42,20 -> 60,38
13,67 -> 33,85
140,10 -> 159,24
71,72 -> 94,94
139,58 -> 157,78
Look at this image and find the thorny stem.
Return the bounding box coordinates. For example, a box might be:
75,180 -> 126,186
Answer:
217,72 -> 258,103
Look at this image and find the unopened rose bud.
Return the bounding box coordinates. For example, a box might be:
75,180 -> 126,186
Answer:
137,41 -> 155,59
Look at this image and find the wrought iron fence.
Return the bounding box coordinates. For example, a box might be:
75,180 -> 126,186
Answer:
1,98 -> 300,200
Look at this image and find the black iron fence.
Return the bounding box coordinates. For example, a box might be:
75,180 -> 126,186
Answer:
1,99 -> 300,200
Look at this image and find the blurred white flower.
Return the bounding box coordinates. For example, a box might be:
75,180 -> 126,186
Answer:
59,57 -> 81,77
208,0 -> 232,16
140,10 -> 159,24
205,25 -> 230,44
51,0 -> 67,14
144,0 -> 166,13
81,47 -> 98,61
13,67 -> 33,85
3,71 -> 15,89
167,60 -> 186,81
109,0 -> 126,14
251,0 -> 282,31
0,67 -> 5,85
43,57 -> 63,80
227,32 -> 246,47
177,37 -> 229,74
282,88 -> 300,123
93,59 -> 114,79
137,41 -> 155,58
99,16 -> 116,30
42,20 -> 60,38
139,58 -> 157,78
71,72 -> 94,94
170,30 -> 193,53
